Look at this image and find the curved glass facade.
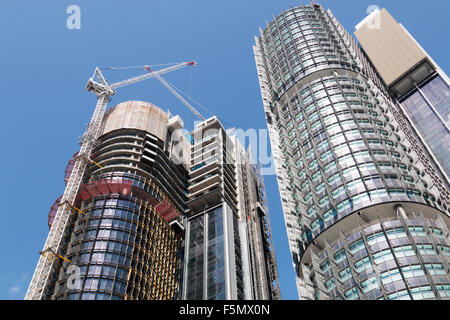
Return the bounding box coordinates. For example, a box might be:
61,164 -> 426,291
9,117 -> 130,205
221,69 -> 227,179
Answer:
254,4 -> 449,299
56,195 -> 181,300
307,207 -> 450,300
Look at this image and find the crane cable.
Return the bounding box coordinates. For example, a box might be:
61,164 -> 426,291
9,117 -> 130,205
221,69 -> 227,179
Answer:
157,75 -> 235,128
101,63 -> 235,128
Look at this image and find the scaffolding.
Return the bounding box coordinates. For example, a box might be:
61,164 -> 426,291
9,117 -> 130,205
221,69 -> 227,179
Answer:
256,161 -> 282,300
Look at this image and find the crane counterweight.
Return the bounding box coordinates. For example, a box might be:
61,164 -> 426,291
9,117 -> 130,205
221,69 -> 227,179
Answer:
86,78 -> 115,96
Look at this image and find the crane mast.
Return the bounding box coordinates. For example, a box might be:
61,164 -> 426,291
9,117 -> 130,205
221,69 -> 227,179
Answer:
25,61 -> 196,300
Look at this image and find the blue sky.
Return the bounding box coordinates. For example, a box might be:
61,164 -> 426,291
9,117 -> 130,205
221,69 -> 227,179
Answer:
0,0 -> 448,300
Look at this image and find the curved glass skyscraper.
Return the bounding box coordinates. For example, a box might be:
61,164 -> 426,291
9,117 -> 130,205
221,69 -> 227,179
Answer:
254,4 -> 450,300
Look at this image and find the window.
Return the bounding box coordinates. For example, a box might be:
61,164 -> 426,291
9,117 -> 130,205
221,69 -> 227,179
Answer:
393,245 -> 415,258
409,227 -> 427,237
330,132 -> 345,145
401,265 -> 425,279
327,172 -> 341,184
333,249 -> 346,263
298,170 -> 306,179
437,245 -> 450,257
347,179 -> 364,191
305,149 -> 315,159
307,207 -> 316,216
331,186 -> 345,199
303,193 -> 313,203
361,277 -> 379,293
324,162 -> 337,173
372,249 -> 394,264
311,219 -> 321,232
411,286 -> 435,299
425,264 -> 446,275
317,140 -> 330,150
338,155 -> 356,168
320,150 -> 333,161
320,260 -> 330,273
344,287 -> 359,300
431,228 -> 444,238
301,181 -> 309,191
417,244 -> 435,255
318,196 -> 329,206
339,268 -> 352,282
311,170 -> 321,180
386,228 -> 407,240
437,285 -> 450,298
354,257 -> 372,273
387,290 -> 410,300
381,268 -> 402,285
349,240 -> 365,254
325,278 -> 336,292
336,200 -> 352,213
323,207 -> 338,221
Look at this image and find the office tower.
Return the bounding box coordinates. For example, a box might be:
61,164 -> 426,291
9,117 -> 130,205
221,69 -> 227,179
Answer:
254,3 -> 450,300
35,101 -> 279,300
45,101 -> 190,300
182,117 -> 280,300
354,7 -> 450,190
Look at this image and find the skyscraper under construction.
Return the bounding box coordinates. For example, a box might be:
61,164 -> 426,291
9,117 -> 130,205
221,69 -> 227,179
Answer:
44,101 -> 190,300
254,3 -> 449,300
29,98 -> 280,300
183,117 -> 280,300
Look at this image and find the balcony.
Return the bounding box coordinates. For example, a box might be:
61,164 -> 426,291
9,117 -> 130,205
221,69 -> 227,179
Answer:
189,171 -> 221,194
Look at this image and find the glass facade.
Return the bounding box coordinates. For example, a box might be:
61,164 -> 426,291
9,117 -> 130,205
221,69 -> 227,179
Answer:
183,118 -> 279,300
206,207 -> 226,299
312,212 -> 450,300
184,205 -> 244,300
254,4 -> 448,300
54,195 -> 181,300
185,206 -> 227,300
185,214 -> 206,299
400,75 -> 450,178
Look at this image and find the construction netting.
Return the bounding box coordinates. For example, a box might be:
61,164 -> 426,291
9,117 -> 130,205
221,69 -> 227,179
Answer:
49,151 -> 181,229
48,196 -> 62,229
64,152 -> 78,185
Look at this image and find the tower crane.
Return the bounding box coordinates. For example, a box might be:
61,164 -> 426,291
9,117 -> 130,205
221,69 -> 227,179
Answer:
25,61 -> 197,300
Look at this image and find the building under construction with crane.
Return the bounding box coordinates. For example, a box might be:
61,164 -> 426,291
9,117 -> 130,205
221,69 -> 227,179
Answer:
26,62 -> 280,300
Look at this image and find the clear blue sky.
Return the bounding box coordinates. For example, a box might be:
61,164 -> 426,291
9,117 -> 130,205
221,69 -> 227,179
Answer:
0,0 -> 448,300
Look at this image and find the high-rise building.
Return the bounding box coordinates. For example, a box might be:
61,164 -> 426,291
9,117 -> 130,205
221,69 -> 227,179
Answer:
182,117 -> 280,300
354,7 -> 450,189
32,101 -> 279,300
254,3 -> 450,300
45,101 -> 190,300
